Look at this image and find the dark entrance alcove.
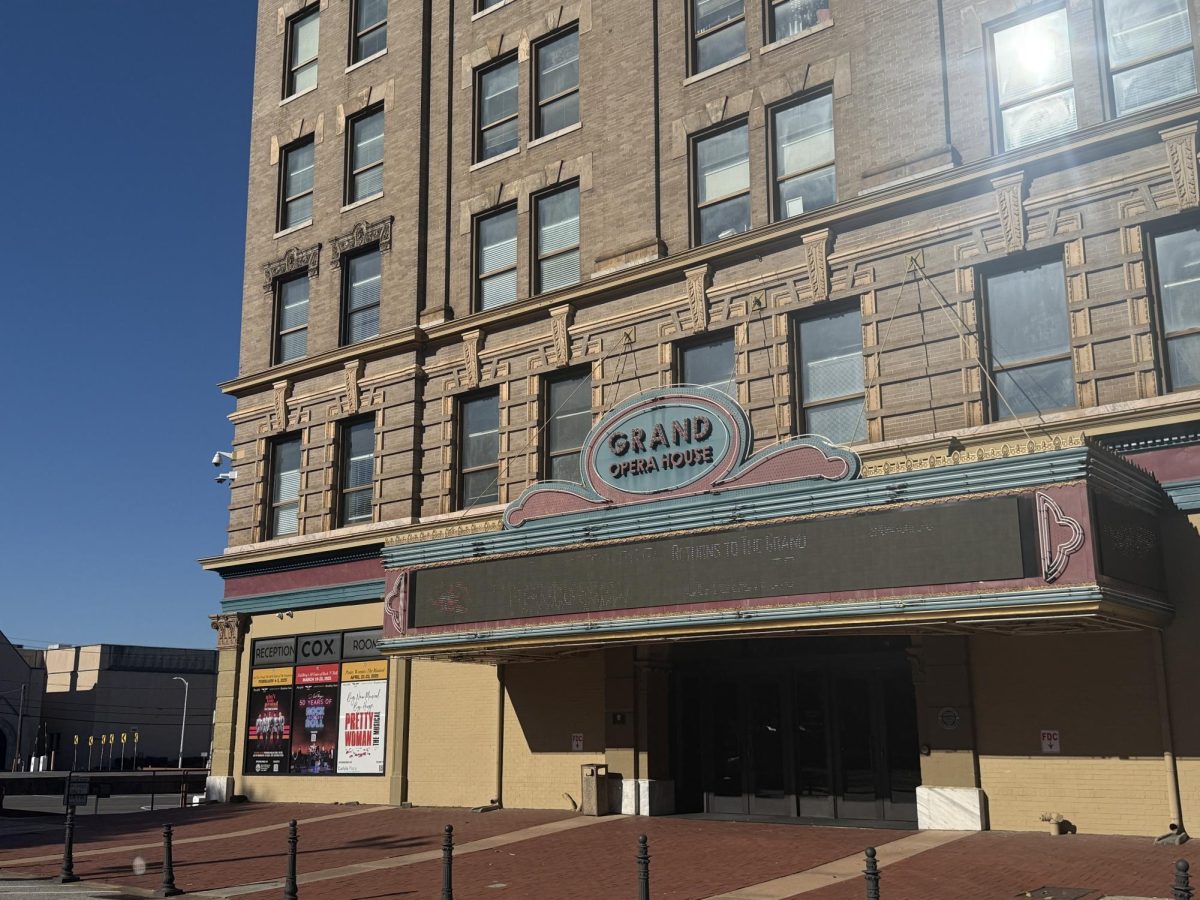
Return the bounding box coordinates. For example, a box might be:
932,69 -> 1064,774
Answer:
671,635 -> 920,826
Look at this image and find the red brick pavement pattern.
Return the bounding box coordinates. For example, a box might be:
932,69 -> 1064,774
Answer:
0,802 -> 338,861
236,817 -> 913,900
802,831 -> 1200,900
2,805 -> 572,895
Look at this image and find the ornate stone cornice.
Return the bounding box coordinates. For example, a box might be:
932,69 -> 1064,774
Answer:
263,243 -> 321,292
991,171 -> 1026,254
209,612 -> 249,651
331,216 -> 395,267
1161,122 -> 1199,210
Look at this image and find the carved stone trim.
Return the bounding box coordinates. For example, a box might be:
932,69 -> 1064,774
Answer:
802,229 -> 832,302
992,172 -> 1026,254
462,330 -> 483,389
1162,122 -> 1199,210
271,379 -> 291,432
343,360 -> 363,415
262,244 -> 321,292
209,613 -> 249,651
550,305 -> 574,367
330,216 -> 394,266
685,264 -> 711,333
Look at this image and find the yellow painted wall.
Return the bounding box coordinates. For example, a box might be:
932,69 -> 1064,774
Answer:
234,603 -> 393,805
406,659 -> 498,807
972,630 -> 1169,836
501,653 -> 606,810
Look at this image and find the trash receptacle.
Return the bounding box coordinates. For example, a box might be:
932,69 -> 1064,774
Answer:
580,764 -> 609,816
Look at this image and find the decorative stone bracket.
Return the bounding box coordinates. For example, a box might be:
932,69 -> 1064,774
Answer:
802,229 -> 832,302
550,305 -> 574,367
1162,122 -> 1199,210
992,171 -> 1026,254
685,265 -> 711,333
462,330 -> 483,389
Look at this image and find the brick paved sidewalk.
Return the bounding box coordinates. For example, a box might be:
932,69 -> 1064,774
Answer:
801,831 -> 1200,900
2,802 -> 1197,900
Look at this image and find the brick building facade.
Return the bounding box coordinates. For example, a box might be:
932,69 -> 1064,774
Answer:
203,0 -> 1200,836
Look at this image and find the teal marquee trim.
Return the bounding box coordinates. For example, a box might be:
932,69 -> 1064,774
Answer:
376,585 -> 1151,653
220,579 -> 385,614
385,446 -> 1101,569
1163,477 -> 1200,511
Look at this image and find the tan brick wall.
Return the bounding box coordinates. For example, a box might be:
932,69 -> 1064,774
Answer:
407,659 -> 499,807
978,756 -> 1169,836
501,653 -> 606,810
972,630 -> 1172,836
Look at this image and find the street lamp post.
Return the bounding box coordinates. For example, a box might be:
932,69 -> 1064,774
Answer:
172,677 -> 189,769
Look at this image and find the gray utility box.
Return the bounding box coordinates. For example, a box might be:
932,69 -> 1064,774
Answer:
580,763 -> 610,816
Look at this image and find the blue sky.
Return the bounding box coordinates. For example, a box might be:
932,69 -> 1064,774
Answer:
0,3 -> 257,649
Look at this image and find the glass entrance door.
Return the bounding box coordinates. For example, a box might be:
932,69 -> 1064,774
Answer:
833,674 -> 884,820
704,679 -> 748,814
747,680 -> 792,816
684,641 -> 920,825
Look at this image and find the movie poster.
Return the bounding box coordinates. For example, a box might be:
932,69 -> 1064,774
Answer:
336,661 -> 388,775
290,664 -> 340,775
245,667 -> 293,775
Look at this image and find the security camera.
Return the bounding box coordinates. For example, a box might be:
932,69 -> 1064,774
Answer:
212,451 -> 233,467
215,471 -> 238,484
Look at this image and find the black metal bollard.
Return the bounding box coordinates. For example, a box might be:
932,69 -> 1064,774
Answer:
442,825 -> 454,900
1175,859 -> 1194,900
283,819 -> 299,900
157,823 -> 183,897
637,833 -> 650,900
863,847 -> 880,900
59,807 -> 79,884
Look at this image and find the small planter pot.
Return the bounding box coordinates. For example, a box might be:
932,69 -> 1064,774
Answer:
1048,821 -> 1065,836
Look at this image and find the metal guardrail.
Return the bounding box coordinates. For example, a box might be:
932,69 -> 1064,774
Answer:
0,770 -> 210,813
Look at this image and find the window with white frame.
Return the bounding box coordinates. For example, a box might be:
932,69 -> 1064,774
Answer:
458,390 -> 501,509
680,333 -> 735,398
477,56 -> 519,161
796,306 -> 865,444
339,418 -> 375,526
692,0 -> 745,73
285,8 -> 319,97
280,138 -> 314,230
351,0 -> 387,63
694,122 -> 750,245
768,0 -> 830,43
535,185 -> 580,293
274,274 -> 309,364
342,247 -> 381,344
269,435 -> 302,537
1103,0 -> 1196,116
1152,224 -> 1200,390
991,8 -> 1077,150
984,258 -> 1076,419
544,369 -> 591,481
347,107 -> 384,203
535,28 -> 580,137
477,206 -> 518,309
771,92 -> 835,221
